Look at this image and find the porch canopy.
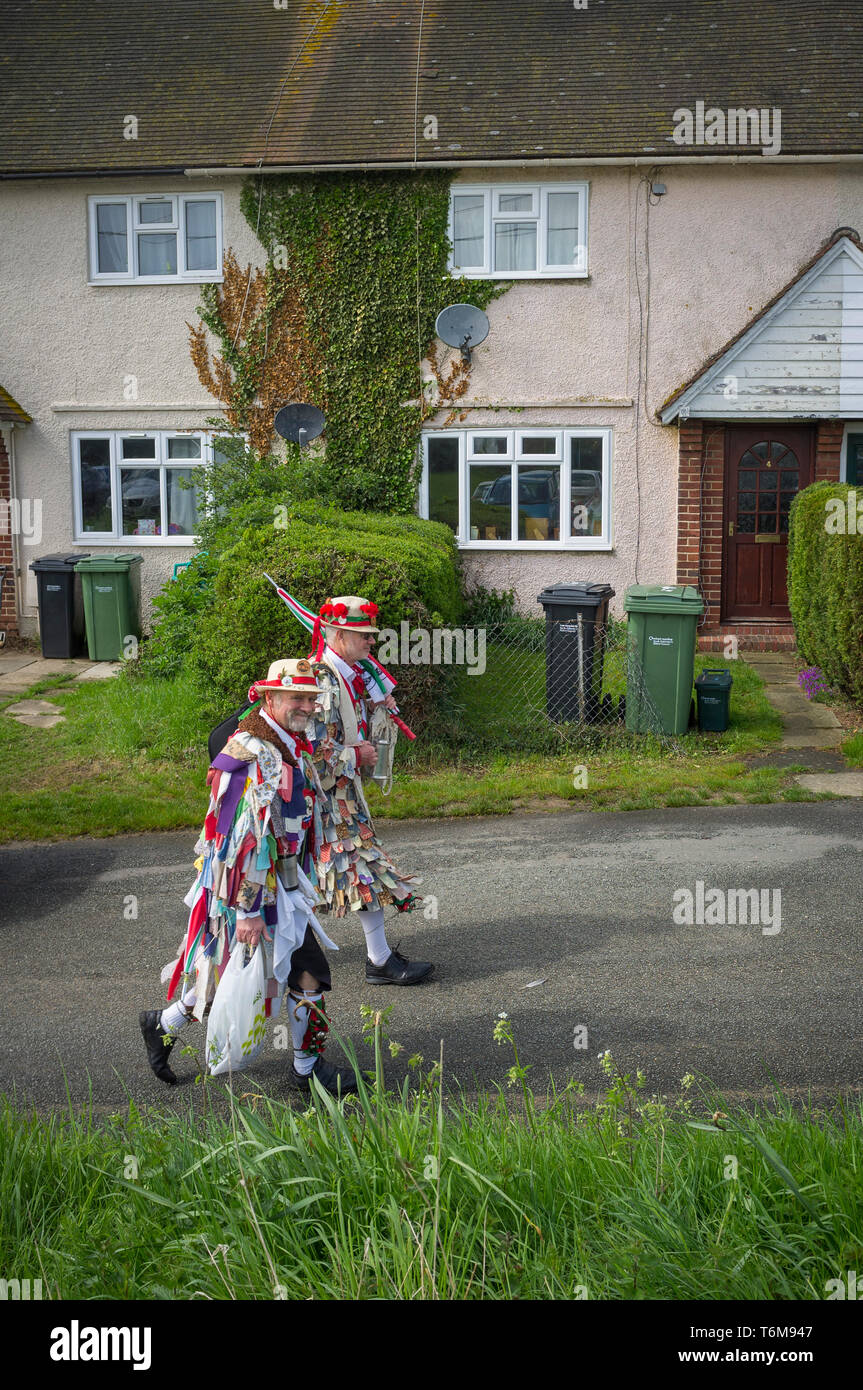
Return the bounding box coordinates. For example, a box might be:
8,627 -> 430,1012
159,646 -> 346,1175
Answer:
660,231 -> 863,423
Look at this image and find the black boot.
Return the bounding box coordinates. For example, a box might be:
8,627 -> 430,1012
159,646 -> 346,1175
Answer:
139,1009 -> 178,1085
365,944 -> 434,986
290,1055 -> 359,1096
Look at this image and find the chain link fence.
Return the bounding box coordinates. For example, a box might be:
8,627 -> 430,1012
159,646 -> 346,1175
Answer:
439,616 -> 686,753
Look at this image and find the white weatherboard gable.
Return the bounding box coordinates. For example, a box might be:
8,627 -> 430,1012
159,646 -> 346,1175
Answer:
661,237 -> 863,422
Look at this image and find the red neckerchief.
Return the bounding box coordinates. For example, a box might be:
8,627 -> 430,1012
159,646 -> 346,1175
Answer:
347,665 -> 369,739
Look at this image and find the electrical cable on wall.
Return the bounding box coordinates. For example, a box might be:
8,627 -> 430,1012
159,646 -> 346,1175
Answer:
631,174 -> 647,585
414,0 -> 428,418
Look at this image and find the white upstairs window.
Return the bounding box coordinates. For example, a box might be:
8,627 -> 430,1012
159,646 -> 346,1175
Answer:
448,184 -> 588,278
88,194 -> 224,284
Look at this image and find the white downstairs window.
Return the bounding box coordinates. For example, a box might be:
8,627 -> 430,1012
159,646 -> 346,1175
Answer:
420,428 -> 611,548
72,431 -> 239,544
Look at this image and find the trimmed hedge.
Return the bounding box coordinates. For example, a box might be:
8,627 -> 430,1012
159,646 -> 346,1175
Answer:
188,507 -> 463,727
139,549 -> 218,681
788,481 -> 863,704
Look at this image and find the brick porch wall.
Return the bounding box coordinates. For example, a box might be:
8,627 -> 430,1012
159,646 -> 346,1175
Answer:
0,432 -> 17,638
676,419 -> 843,652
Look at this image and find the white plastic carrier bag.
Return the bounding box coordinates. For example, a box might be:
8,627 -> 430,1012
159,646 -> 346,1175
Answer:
206,941 -> 267,1076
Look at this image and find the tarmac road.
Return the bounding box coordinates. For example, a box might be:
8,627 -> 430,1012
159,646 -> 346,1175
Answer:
1,801 -> 861,1116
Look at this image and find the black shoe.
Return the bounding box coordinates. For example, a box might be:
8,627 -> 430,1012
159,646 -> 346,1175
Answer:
365,944 -> 434,986
139,1009 -> 178,1086
290,1055 -> 359,1096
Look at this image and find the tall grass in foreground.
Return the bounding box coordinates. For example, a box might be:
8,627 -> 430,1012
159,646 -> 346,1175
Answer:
1,1025 -> 861,1300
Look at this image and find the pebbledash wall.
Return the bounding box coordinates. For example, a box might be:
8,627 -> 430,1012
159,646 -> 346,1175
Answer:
423,162 -> 863,620
0,431 -> 16,634
2,162 -> 863,638
0,173 -> 261,638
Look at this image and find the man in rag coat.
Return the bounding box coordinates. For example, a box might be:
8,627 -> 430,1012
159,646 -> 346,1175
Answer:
138,657 -> 359,1096
307,594 -> 435,986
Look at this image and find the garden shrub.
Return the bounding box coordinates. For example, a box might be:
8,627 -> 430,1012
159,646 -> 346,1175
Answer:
788,481 -> 863,705
189,510 -> 463,730
138,550 -> 218,680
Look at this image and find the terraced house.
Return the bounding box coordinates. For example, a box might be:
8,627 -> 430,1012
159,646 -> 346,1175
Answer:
1,1 -> 862,651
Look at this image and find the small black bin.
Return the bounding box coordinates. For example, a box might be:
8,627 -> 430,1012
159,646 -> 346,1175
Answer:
29,553 -> 90,658
537,582 -> 615,723
694,668 -> 733,733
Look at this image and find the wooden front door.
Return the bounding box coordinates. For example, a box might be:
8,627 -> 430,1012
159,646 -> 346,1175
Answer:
722,425 -> 815,621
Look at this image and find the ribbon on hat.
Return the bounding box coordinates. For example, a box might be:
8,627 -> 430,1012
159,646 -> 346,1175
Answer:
310,599 -> 353,660
261,578 -> 408,721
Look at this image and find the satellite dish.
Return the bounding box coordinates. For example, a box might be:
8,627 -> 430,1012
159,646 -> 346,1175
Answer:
274,403 -> 326,447
435,303 -> 490,364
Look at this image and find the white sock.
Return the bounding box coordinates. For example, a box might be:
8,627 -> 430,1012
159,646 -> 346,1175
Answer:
159,988 -> 196,1037
361,907 -> 391,966
289,991 -> 323,1076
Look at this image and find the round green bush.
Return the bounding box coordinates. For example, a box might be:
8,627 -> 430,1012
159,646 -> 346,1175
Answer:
188,509 -> 463,728
788,481 -> 863,704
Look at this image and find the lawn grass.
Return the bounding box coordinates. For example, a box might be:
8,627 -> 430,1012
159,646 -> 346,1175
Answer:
0,668 -> 212,840
0,652 -> 818,842
842,731 -> 863,767
1,1027 -> 860,1300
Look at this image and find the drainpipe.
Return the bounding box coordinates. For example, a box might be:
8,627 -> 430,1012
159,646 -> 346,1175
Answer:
3,424 -> 22,638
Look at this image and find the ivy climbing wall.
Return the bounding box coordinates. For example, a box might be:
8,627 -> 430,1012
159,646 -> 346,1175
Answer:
189,171 -> 505,514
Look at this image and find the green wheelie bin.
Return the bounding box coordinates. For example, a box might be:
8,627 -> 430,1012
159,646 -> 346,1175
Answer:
623,584 -> 704,735
75,553 -> 143,661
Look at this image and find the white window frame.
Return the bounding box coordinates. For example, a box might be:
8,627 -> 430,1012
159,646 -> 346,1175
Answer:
467,429 -> 514,460
420,426 -> 612,549
72,429 -> 243,544
448,182 -> 589,279
87,193 -> 224,284
840,423 -> 863,482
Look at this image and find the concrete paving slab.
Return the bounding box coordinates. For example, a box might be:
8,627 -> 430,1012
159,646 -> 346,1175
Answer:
746,747 -> 847,773
73,662 -> 122,681
768,687 -> 820,711
781,707 -> 841,730
782,729 -> 846,749
4,698 -> 63,716
0,655 -> 38,675
0,658 -> 90,693
12,713 -> 66,728
780,711 -> 841,734
776,681 -> 817,694
796,772 -> 863,796
748,666 -> 799,684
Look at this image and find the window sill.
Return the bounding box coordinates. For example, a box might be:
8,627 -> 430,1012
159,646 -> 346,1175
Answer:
457,539 -> 612,551
453,271 -> 589,281
87,276 -> 224,287
74,536 -> 199,547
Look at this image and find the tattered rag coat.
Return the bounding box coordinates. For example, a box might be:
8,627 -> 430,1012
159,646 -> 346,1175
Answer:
163,709 -> 337,1020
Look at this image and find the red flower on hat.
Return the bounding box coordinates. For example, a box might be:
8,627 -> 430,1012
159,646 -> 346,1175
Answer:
332,602 -> 348,621
319,602 -> 334,619
360,602 -> 378,619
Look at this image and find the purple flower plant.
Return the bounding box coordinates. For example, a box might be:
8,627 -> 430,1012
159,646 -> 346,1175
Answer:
798,666 -> 831,700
